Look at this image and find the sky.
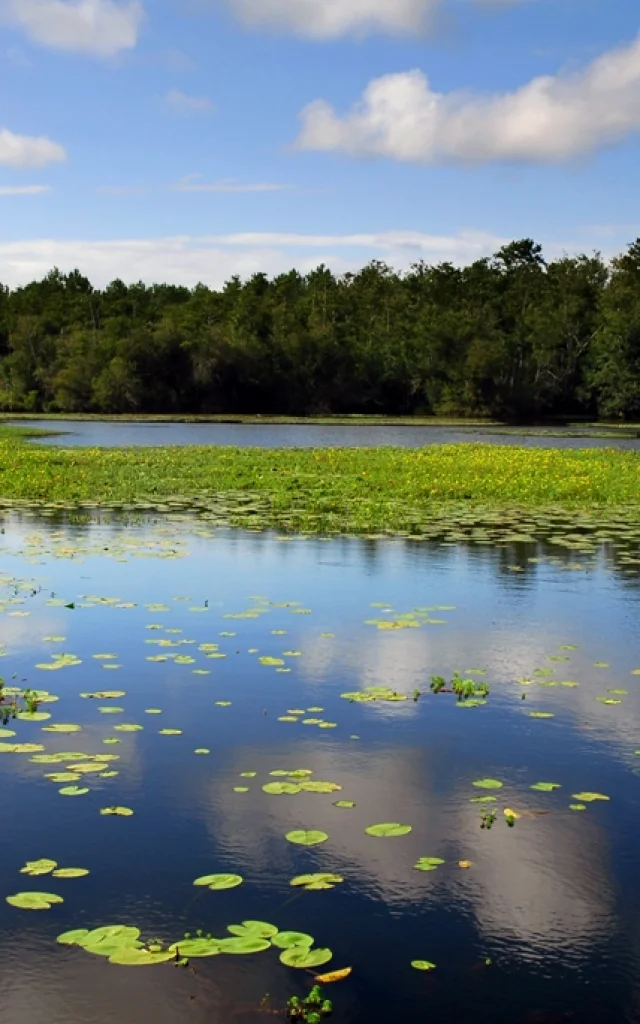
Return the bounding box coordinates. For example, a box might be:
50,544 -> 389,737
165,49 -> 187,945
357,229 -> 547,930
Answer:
0,0 -> 639,289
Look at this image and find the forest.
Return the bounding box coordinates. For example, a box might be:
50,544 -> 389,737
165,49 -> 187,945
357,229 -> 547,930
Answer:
0,237 -> 638,420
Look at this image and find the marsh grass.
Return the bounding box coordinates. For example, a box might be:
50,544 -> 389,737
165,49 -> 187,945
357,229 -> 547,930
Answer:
0,440 -> 638,535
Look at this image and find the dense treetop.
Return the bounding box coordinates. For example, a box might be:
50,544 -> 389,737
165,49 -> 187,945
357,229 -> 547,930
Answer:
0,238 -> 638,420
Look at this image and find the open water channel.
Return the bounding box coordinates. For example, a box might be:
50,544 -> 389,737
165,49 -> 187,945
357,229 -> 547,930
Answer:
10,420 -> 640,450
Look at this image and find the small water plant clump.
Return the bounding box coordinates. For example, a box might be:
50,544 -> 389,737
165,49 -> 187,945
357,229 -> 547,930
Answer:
0,678 -> 46,725
429,672 -> 490,703
287,985 -> 333,1022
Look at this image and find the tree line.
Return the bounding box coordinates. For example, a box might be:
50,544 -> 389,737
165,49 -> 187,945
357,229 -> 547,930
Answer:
0,237 -> 638,420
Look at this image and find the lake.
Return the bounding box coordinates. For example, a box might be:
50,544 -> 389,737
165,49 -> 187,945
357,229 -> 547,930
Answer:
1,508 -> 640,1024
10,419 -> 640,450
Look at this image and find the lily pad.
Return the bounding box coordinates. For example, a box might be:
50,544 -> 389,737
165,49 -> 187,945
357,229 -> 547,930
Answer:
108,948 -> 174,966
7,891 -> 63,910
100,806 -> 134,816
20,858 -> 57,876
280,946 -> 333,969
290,873 -> 343,890
168,938 -> 221,957
285,830 -> 328,846
530,782 -> 561,792
271,931 -> 314,950
59,786 -> 89,796
262,782 -> 301,795
52,868 -> 89,878
57,928 -> 90,945
365,823 -> 412,838
231,921 -> 279,939
472,779 -> 503,790
218,936 -> 272,954
193,873 -> 243,890
414,857 -> 445,871
412,960 -> 436,971
571,792 -> 610,802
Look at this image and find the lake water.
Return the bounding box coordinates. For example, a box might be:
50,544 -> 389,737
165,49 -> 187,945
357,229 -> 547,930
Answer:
1,511 -> 640,1024
11,419 -> 640,450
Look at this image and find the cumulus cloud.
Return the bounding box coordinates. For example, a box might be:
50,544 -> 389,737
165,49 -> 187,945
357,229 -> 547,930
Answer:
0,129 -> 66,168
1,0 -> 144,58
296,31 -> 640,164
216,0 -> 441,38
164,89 -> 214,114
0,184 -> 51,195
0,230 -> 511,288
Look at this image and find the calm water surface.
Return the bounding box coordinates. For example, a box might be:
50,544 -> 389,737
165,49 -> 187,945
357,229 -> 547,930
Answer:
1,514 -> 640,1024
12,419 -> 640,449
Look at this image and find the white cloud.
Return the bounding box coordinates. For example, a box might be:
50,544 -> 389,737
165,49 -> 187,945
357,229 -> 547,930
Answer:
0,229 -> 623,291
0,129 -> 66,169
216,0 -> 440,39
164,89 -> 214,114
171,176 -> 291,193
1,0 -> 144,58
296,31 -> 640,164
0,230 -> 510,288
0,184 -> 50,195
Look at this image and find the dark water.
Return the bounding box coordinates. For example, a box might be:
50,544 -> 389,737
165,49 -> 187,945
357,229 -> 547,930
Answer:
12,419 -> 640,449
1,514 -> 640,1024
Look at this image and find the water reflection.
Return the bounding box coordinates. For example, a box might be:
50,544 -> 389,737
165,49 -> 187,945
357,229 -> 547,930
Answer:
0,515 -> 639,1023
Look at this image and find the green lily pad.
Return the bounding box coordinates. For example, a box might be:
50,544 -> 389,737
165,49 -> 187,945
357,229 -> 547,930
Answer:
414,857 -> 445,871
100,806 -> 134,816
168,938 -> 221,957
158,729 -> 182,736
571,792 -> 610,802
285,830 -> 328,846
529,712 -> 554,718
7,891 -> 63,910
113,724 -> 143,732
570,803 -> 587,811
412,960 -> 436,971
290,873 -> 343,890
193,873 -> 243,890
218,936 -> 272,954
472,779 -> 503,790
262,782 -> 301,795
279,946 -> 333,969
20,858 -> 57,876
57,928 -> 90,945
108,948 -> 174,966
299,781 -> 342,794
231,921 -> 279,939
52,868 -> 89,878
271,931 -> 314,949
80,925 -> 141,946
530,782 -> 561,792
365,822 -> 412,837
59,786 -> 90,796
42,723 -> 82,734
333,800 -> 356,809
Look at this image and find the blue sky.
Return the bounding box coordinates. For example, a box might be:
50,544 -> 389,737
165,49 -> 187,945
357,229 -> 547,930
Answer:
0,0 -> 638,287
